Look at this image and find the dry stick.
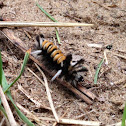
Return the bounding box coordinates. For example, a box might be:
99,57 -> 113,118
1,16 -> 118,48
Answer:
0,21 -> 94,27
77,85 -> 96,100
0,86 -> 17,126
35,63 -> 59,122
1,28 -> 95,104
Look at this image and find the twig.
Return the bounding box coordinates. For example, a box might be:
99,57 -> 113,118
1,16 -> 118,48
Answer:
92,1 -> 111,10
0,21 -> 94,27
18,84 -> 51,110
35,63 -> 59,122
77,85 -> 96,100
0,85 -> 17,126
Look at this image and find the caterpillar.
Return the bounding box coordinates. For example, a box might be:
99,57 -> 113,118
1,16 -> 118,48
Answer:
32,34 -> 88,87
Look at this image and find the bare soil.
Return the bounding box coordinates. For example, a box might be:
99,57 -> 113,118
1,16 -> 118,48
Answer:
0,0 -> 126,125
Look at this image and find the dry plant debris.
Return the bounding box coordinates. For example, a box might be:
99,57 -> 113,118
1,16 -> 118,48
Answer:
0,85 -> 17,126
0,0 -> 126,125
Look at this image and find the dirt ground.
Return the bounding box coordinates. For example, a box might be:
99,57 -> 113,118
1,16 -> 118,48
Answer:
0,0 -> 126,125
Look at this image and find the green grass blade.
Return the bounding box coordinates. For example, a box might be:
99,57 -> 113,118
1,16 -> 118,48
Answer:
0,52 -> 6,118
0,103 -> 7,118
6,91 -> 34,126
122,103 -> 126,126
36,3 -> 57,22
94,58 -> 104,84
36,3 -> 61,44
0,99 -> 7,118
55,28 -> 61,44
0,51 -> 3,85
4,49 -> 31,93
2,66 -> 34,126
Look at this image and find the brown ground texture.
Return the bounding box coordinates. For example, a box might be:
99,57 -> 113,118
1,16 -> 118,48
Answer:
0,0 -> 126,126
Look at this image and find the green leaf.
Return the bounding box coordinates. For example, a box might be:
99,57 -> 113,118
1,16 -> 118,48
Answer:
36,3 -> 61,44
0,51 -> 3,86
2,65 -> 34,126
4,49 -> 30,93
122,103 -> 126,126
94,58 -> 104,84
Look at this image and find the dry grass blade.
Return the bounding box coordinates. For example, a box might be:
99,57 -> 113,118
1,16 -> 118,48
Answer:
59,118 -> 101,126
104,50 -> 108,65
35,63 -> 59,122
0,21 -> 94,27
107,121 -> 126,126
27,67 -> 52,93
113,53 -> 126,60
0,85 -> 17,126
16,103 -> 46,126
53,108 -> 69,126
87,43 -> 103,48
27,68 -> 45,86
105,50 -> 126,60
38,117 -> 101,126
0,117 -> 5,126
120,0 -> 126,9
18,84 -> 51,110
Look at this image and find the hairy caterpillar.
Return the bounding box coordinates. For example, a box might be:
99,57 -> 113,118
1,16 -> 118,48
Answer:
32,34 -> 88,87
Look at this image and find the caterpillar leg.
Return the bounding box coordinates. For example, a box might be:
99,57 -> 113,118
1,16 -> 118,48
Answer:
51,69 -> 62,81
31,50 -> 42,56
36,34 -> 45,49
71,59 -> 84,67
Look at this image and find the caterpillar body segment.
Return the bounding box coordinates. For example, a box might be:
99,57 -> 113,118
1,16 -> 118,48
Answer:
36,35 -> 66,67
